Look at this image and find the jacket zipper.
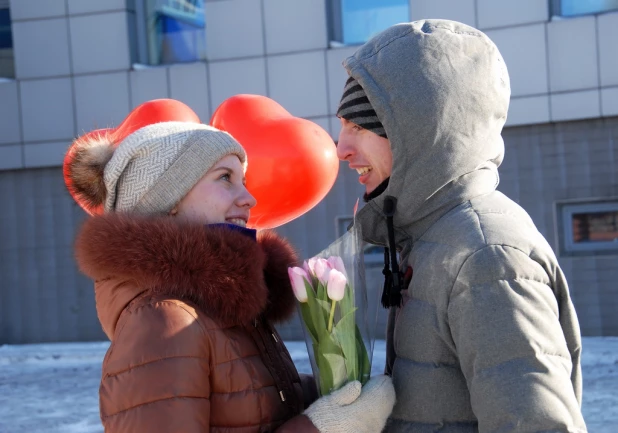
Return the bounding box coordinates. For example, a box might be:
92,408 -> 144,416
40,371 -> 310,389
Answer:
264,322 -> 301,412
252,318 -> 297,410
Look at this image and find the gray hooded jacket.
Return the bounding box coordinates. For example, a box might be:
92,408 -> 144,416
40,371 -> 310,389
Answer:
343,20 -> 586,432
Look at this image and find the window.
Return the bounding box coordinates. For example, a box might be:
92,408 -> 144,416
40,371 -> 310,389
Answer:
0,1 -> 14,78
558,200 -> 618,255
135,0 -> 205,66
552,0 -> 618,17
335,215 -> 354,238
328,0 -> 410,46
335,215 -> 382,255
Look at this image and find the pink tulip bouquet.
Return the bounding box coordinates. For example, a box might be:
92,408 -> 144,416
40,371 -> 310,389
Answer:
288,234 -> 375,396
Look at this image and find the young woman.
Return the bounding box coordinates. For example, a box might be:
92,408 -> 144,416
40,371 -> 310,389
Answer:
65,121 -> 395,433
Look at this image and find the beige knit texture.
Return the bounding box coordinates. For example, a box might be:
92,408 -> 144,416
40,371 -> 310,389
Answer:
103,122 -> 246,214
304,375 -> 396,433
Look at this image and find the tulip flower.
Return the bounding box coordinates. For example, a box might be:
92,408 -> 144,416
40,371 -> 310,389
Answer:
314,258 -> 332,284
327,269 -> 347,302
302,260 -> 310,275
327,256 -> 347,278
326,269 -> 347,332
303,257 -> 318,276
288,267 -> 309,302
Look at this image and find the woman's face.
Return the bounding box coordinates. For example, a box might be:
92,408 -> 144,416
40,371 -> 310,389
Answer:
174,154 -> 256,226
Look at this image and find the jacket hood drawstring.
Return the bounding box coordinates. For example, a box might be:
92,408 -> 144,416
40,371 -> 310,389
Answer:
381,196 -> 403,308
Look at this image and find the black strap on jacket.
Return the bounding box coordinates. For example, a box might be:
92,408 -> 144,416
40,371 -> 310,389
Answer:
381,196 -> 403,308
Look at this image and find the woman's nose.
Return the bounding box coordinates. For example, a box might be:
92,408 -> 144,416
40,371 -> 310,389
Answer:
238,186 -> 257,209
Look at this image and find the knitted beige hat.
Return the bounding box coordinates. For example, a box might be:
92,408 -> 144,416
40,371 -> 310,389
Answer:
65,122 -> 247,215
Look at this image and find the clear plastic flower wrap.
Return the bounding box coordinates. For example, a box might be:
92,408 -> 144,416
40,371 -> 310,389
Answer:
288,222 -> 379,396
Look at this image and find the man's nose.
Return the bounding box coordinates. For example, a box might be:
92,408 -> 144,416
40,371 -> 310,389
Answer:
336,133 -> 354,161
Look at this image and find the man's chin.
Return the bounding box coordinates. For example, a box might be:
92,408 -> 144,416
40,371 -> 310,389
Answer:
363,177 -> 390,202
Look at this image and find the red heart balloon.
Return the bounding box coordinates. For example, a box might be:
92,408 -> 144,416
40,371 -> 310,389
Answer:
64,99 -> 201,215
211,94 -> 339,229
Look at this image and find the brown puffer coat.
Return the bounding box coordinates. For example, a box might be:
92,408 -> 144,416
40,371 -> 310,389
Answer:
74,214 -> 319,433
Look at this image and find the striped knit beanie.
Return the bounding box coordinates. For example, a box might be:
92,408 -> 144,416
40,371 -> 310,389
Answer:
337,76 -> 387,138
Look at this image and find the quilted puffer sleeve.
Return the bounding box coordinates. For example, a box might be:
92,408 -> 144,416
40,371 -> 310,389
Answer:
448,245 -> 587,433
99,299 -> 212,433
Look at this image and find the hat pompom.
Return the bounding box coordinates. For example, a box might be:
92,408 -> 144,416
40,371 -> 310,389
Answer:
63,132 -> 115,214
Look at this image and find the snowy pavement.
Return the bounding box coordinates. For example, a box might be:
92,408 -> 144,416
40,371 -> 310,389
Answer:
0,338 -> 616,432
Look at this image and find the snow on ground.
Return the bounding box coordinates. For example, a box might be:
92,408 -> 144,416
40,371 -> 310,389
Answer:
0,338 -> 616,432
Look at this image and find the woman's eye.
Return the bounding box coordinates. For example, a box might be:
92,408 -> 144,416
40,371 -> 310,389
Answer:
352,124 -> 362,131
220,173 -> 231,182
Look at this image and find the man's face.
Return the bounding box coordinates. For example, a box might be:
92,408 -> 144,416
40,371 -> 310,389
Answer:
336,118 -> 393,194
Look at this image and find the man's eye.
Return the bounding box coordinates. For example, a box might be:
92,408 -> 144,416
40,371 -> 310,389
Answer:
352,124 -> 362,131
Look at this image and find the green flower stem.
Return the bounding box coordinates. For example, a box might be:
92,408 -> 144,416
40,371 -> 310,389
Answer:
327,300 -> 337,332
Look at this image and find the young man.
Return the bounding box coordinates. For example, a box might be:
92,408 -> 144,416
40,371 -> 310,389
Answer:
336,19 -> 587,432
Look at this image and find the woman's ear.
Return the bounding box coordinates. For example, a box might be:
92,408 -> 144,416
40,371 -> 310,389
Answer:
169,208 -> 178,216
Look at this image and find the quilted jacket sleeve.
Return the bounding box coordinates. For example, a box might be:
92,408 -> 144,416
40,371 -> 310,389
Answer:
448,245 -> 587,433
99,299 -> 211,433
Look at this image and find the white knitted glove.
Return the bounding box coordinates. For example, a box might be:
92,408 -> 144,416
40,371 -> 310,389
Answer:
304,375 -> 396,433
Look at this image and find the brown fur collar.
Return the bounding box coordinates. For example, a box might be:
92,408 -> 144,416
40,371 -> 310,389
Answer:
75,214 -> 299,327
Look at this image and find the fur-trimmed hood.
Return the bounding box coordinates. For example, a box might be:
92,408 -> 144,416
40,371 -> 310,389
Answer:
75,214 -> 299,337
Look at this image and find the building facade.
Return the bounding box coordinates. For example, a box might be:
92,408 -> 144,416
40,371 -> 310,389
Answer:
1,0 -> 617,343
